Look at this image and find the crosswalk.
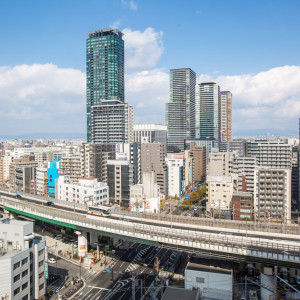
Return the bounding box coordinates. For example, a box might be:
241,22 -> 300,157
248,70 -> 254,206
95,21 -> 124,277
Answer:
81,269 -> 103,282
47,280 -> 64,293
125,245 -> 150,272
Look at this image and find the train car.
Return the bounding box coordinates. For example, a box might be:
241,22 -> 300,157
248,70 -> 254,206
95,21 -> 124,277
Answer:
87,205 -> 111,217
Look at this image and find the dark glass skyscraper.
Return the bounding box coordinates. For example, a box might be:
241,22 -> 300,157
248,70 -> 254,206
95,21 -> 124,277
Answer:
86,28 -> 124,142
166,68 -> 196,151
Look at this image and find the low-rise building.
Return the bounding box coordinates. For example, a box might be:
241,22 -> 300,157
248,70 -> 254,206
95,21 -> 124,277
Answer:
232,192 -> 253,221
206,174 -> 238,212
57,175 -> 109,206
185,258 -> 233,300
130,172 -> 163,213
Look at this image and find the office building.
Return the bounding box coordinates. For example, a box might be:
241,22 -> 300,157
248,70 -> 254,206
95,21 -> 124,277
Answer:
133,124 -> 167,154
195,82 -> 220,147
141,143 -> 167,194
166,68 -> 196,151
232,192 -> 253,221
116,143 -> 141,184
57,175 -> 109,206
107,158 -> 133,207
206,174 -> 238,212
185,138 -> 217,164
189,143 -> 206,183
219,91 -> 232,151
0,218 -> 46,300
90,99 -> 133,144
207,152 -> 230,176
86,28 -> 124,142
81,143 -> 116,184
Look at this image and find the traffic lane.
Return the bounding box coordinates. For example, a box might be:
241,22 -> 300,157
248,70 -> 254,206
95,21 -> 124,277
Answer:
71,286 -> 109,300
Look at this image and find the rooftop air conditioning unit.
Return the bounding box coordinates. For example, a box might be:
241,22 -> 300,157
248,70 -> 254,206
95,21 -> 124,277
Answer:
13,245 -> 17,250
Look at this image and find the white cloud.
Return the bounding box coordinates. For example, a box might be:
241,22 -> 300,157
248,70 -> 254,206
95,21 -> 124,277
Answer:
197,65 -> 300,132
123,28 -> 164,71
1,62 -> 298,137
0,64 -> 86,135
121,0 -> 137,11
125,69 -> 169,124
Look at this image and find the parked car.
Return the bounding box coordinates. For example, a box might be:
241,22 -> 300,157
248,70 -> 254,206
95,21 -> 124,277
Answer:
47,201 -> 54,206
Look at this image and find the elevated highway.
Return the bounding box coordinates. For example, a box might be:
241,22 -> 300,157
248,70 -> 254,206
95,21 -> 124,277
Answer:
0,192 -> 300,267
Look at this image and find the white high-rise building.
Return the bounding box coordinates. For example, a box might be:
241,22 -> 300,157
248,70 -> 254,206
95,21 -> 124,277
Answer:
90,98 -> 133,144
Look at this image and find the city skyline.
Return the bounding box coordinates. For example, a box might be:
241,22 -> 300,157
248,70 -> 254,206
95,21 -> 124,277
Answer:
0,0 -> 299,137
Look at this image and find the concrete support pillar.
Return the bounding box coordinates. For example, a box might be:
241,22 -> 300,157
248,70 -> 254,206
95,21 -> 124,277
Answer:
77,231 -> 88,257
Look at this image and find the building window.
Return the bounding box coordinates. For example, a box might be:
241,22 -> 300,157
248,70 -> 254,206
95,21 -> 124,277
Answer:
38,260 -> 44,268
14,287 -> 20,296
196,277 -> 205,283
39,283 -> 44,291
22,282 -> 28,290
22,257 -> 28,265
14,274 -> 20,282
38,249 -> 44,257
22,295 -> 29,300
22,270 -> 28,277
13,261 -> 20,270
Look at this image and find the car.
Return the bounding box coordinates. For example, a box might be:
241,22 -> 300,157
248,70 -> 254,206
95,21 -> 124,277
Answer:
47,201 -> 54,206
54,234 -> 62,240
48,258 -> 56,264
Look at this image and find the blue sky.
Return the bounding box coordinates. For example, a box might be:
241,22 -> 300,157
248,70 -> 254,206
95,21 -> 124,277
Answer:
0,0 -> 299,137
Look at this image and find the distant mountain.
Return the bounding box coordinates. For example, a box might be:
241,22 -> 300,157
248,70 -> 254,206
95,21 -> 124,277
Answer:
233,128 -> 298,138
0,132 -> 86,140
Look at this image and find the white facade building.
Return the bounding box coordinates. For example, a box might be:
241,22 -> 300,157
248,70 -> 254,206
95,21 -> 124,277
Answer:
185,261 -> 232,300
207,174 -> 238,211
130,172 -> 163,213
207,151 -> 230,176
0,218 -> 46,300
57,175 -> 109,206
166,158 -> 184,197
254,168 -> 291,222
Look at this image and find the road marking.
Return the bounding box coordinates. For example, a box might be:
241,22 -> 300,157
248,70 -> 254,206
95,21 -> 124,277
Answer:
87,286 -> 111,290
120,261 -> 125,267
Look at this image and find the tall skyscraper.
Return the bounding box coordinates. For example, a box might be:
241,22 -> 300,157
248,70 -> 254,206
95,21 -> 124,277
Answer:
166,68 -> 196,151
86,29 -> 124,142
195,82 -> 220,147
220,91 -> 232,148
